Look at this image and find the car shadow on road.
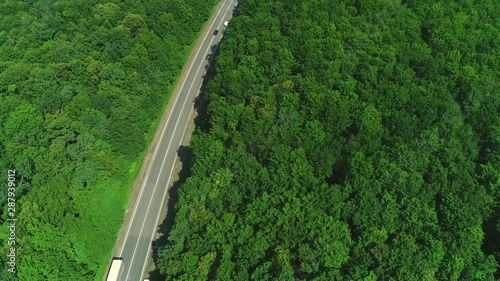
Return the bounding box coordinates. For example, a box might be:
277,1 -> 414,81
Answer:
146,44 -> 219,281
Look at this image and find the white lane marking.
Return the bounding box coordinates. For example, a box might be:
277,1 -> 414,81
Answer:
138,3 -> 235,278
119,1 -> 199,257
123,0 -> 232,279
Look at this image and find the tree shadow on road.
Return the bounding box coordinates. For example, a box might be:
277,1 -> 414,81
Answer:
146,44 -> 219,281
147,144 -> 191,281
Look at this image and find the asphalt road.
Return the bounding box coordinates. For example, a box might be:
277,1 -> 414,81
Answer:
117,0 -> 236,280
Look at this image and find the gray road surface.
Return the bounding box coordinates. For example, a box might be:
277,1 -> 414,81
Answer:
117,0 -> 236,280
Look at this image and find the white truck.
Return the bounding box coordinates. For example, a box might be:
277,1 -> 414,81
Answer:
106,258 -> 125,281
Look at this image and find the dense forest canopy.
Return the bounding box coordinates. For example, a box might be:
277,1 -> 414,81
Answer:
158,0 -> 500,280
0,0 -> 217,280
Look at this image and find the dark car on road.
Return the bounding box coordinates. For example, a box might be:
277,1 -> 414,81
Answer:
213,30 -> 219,35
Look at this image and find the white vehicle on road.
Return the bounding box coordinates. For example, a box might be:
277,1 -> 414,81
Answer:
106,258 -> 125,281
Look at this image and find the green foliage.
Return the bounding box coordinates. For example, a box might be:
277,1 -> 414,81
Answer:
0,0 -> 217,279
159,0 -> 500,280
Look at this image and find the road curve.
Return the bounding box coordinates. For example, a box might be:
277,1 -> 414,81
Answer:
116,0 -> 236,280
